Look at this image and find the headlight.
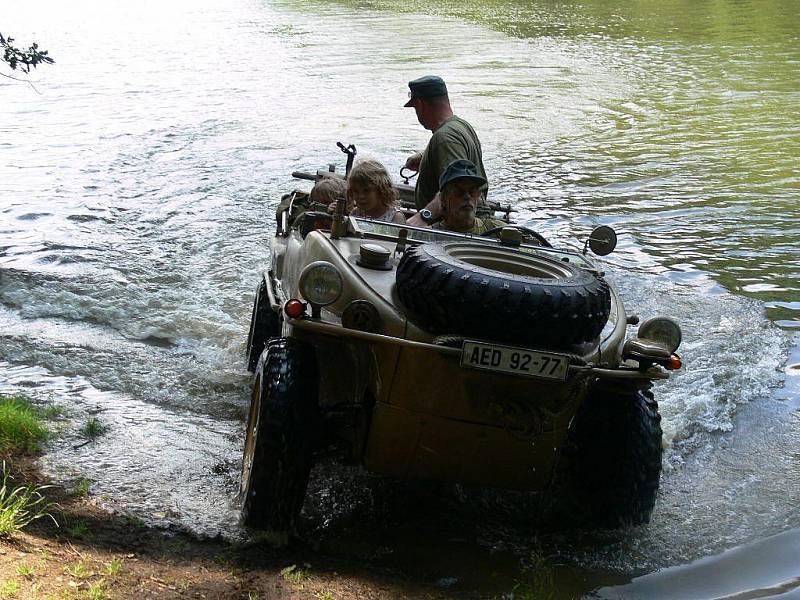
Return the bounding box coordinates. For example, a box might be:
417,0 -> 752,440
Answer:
299,261 -> 343,306
637,317 -> 682,353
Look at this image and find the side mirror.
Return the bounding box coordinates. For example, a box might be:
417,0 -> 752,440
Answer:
584,226 -> 617,256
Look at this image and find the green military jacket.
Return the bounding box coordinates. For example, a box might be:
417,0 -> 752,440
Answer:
415,116 -> 487,210
432,217 -> 506,235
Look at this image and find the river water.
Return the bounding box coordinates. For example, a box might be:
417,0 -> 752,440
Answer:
1,0 -> 798,597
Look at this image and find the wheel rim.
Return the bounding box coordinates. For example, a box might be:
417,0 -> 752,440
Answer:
444,243 -> 573,279
240,372 -> 262,497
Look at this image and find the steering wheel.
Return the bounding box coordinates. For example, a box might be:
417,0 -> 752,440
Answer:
479,225 -> 553,248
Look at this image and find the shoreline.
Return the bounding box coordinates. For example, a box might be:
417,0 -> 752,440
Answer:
0,454 -> 457,600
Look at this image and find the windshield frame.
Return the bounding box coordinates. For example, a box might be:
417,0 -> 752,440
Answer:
350,217 -> 595,268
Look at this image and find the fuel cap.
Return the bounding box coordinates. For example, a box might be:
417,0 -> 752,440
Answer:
357,243 -> 392,270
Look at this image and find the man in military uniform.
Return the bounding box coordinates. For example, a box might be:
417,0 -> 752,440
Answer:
431,160 -> 505,234
403,75 -> 487,226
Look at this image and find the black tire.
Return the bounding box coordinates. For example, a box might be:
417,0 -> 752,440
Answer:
545,387 -> 662,528
240,338 -> 318,531
246,278 -> 281,372
395,242 -> 611,348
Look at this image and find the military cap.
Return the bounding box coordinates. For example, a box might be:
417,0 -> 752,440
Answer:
439,159 -> 487,190
404,75 -> 448,107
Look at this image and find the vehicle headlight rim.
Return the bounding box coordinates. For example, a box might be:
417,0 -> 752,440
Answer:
637,316 -> 682,353
298,260 -> 344,307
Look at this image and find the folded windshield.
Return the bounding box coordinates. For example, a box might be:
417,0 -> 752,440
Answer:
352,218 -> 593,268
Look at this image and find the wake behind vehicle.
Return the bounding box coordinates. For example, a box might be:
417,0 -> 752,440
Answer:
240,149 -> 683,534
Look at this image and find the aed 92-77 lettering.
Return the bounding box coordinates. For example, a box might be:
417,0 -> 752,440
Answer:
467,346 -> 564,376
510,352 -> 562,375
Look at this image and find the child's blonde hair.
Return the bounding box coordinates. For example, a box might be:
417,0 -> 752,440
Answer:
346,160 -> 399,209
310,177 -> 347,204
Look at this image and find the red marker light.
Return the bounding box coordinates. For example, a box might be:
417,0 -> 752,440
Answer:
284,299 -> 307,319
668,355 -> 682,370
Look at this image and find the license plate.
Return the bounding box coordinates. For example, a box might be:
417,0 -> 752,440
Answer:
460,341 -> 569,381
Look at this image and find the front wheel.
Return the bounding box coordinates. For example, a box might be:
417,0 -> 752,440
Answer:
246,278 -> 281,372
544,386 -> 663,528
240,338 -> 318,532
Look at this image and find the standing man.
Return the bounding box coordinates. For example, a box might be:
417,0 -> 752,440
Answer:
404,75 -> 488,226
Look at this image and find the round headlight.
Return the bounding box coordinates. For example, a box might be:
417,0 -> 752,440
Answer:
299,261 -> 343,306
637,317 -> 682,353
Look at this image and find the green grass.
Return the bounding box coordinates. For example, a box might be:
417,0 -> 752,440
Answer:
0,396 -> 48,453
64,518 -> 88,539
16,564 -> 35,578
73,478 -> 91,497
279,564 -> 310,583
0,464 -> 56,536
65,561 -> 91,578
0,579 -> 20,596
85,582 -> 109,600
501,552 -> 571,600
124,514 -> 145,528
104,558 -> 123,575
80,417 -> 106,439
41,404 -> 67,419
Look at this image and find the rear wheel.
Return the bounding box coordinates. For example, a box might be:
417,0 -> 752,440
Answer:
246,278 -> 281,372
545,386 -> 662,528
240,338 -> 318,531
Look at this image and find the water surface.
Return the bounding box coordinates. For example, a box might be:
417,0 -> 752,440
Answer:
1,0 -> 798,596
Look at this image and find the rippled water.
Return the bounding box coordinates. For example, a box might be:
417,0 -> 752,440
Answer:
1,0 -> 798,596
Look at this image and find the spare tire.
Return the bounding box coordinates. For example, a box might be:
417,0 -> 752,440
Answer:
396,242 -> 611,349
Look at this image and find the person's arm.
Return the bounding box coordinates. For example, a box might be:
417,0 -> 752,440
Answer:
406,194 -> 442,227
391,210 -> 406,224
405,151 -> 422,171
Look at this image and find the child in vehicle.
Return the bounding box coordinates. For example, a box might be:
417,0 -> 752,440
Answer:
309,177 -> 348,211
346,160 -> 406,224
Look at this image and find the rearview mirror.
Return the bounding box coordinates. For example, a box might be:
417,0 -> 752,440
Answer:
585,226 -> 617,256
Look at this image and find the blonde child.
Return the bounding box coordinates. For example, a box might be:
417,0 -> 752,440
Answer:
346,160 -> 406,224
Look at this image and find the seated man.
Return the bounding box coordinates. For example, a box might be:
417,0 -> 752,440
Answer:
431,159 -> 506,234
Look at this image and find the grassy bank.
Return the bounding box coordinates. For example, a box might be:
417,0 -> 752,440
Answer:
0,394 -> 565,599
0,396 -> 49,455
0,394 -> 456,599
0,395 -> 54,539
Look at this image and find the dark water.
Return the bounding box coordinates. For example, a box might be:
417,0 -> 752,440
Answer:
1,0 -> 798,596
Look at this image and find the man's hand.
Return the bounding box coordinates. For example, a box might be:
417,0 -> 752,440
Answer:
405,151 -> 423,171
407,194 -> 442,227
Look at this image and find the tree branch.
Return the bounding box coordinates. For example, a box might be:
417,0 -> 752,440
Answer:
1,31 -> 54,73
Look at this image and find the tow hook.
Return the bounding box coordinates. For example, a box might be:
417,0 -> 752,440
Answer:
400,165 -> 418,184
